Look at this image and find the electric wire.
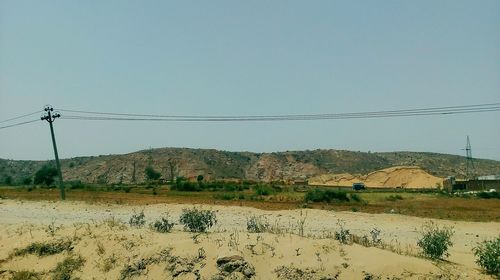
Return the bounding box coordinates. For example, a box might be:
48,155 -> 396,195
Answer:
0,110 -> 43,124
0,119 -> 40,130
56,103 -> 500,120
60,103 -> 500,122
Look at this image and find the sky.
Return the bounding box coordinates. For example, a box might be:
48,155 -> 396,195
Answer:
0,0 -> 499,161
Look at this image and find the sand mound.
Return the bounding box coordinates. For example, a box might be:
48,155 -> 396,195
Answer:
309,166 -> 443,188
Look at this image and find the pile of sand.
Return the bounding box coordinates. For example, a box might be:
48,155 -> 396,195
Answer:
309,166 -> 443,188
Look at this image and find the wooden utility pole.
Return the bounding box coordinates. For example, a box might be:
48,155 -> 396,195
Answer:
41,105 -> 65,200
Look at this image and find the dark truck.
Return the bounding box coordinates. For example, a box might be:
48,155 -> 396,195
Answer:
352,182 -> 366,191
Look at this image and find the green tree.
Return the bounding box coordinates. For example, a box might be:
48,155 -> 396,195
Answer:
22,177 -> 32,185
34,165 -> 58,186
3,175 -> 13,185
145,166 -> 161,181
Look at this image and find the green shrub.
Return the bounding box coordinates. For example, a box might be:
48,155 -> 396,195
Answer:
12,240 -> 72,257
34,165 -> 58,186
10,270 -> 40,280
254,185 -> 275,196
179,208 -> 217,233
214,193 -> 236,200
145,166 -> 161,181
417,221 -> 454,260
304,189 -> 349,203
349,193 -> 363,202
129,211 -> 146,228
476,191 -> 499,199
151,217 -> 174,233
385,194 -> 404,201
171,181 -> 201,192
52,255 -> 85,280
22,177 -> 32,185
246,215 -> 270,233
334,220 -> 352,244
67,180 -> 85,189
473,237 -> 500,274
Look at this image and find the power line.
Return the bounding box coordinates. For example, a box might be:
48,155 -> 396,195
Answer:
0,110 -> 42,124
58,104 -> 500,122
0,119 -> 40,130
57,102 -> 500,120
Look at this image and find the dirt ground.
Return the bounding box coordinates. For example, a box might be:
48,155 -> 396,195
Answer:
0,198 -> 498,279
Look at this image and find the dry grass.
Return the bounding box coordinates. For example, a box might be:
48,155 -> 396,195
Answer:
0,187 -> 499,222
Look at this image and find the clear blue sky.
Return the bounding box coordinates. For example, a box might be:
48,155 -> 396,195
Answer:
1,0 -> 499,160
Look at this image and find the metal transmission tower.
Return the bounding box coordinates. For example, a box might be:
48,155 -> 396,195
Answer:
465,136 -> 475,179
41,105 -> 65,200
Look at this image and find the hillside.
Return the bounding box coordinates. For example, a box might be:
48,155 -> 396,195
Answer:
1,148 -> 500,185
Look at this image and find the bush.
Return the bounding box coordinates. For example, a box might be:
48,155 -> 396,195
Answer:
12,240 -> 72,257
145,166 -> 161,181
34,165 -> 58,186
349,193 -> 363,202
417,221 -> 454,260
67,180 -> 85,189
305,189 -> 349,203
246,215 -> 270,233
254,185 -> 275,196
214,193 -> 236,200
151,216 -> 174,233
52,255 -> 85,280
473,237 -> 500,274
129,211 -> 146,228
476,191 -> 499,199
171,178 -> 201,192
385,194 -> 404,201
179,208 -> 217,233
22,177 -> 32,185
334,220 -> 352,245
10,270 -> 40,280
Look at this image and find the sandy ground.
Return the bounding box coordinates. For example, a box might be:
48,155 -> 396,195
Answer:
0,198 -> 498,279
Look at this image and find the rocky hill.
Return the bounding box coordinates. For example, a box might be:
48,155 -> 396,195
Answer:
1,148 -> 500,185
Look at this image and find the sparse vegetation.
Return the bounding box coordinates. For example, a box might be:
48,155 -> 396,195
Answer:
52,255 -> 85,280
246,215 -> 270,233
10,271 -> 40,280
128,210 -> 146,228
386,194 -> 404,201
254,185 -> 275,196
151,216 -> 175,233
417,221 -> 454,260
179,208 -> 217,233
334,220 -> 352,245
473,237 -> 500,275
11,240 -> 72,257
99,254 -> 118,272
305,188 -> 349,203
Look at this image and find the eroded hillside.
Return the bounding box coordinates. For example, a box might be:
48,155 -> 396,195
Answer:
1,148 -> 500,184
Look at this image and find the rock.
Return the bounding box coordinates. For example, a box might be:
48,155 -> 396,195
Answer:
215,255 -> 255,279
176,272 -> 197,280
216,255 -> 245,265
242,267 -> 256,277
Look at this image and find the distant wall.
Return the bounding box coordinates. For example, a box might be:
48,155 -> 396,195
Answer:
464,180 -> 500,191
443,178 -> 500,192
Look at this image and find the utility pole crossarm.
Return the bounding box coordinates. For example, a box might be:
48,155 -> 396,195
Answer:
41,105 -> 65,200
